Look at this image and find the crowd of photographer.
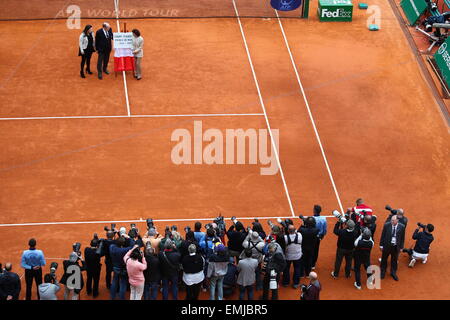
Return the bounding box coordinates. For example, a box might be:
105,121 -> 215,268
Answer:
0,199 -> 435,300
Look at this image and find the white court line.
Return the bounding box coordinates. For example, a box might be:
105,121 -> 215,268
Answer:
232,0 -> 296,218
114,0 -> 131,117
0,113 -> 264,121
0,215 -> 335,228
274,10 -> 345,214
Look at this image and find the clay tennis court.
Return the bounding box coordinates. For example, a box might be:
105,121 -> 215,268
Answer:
0,0 -> 449,300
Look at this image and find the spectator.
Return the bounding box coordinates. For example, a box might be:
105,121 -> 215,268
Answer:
226,221 -> 247,262
110,235 -> 135,300
298,217 -> 319,278
21,238 -> 46,300
223,258 -> 238,298
100,230 -> 116,290
207,244 -> 229,300
261,242 -> 286,300
312,205 -> 327,269
38,273 -> 60,300
0,263 -> 21,300
142,228 -> 163,254
282,224 -> 303,288
84,238 -> 102,298
159,239 -> 182,300
124,245 -> 147,300
385,208 -> 408,229
180,231 -> 200,258
300,272 -> 321,300
143,245 -> 161,300
353,229 -> 374,290
331,219 -> 358,279
403,224 -> 434,268
181,244 -> 205,300
351,198 -> 373,227
379,215 -> 406,281
60,252 -> 86,300
237,249 -> 258,300
241,231 -> 265,290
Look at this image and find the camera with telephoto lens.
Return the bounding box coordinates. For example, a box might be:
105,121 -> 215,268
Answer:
300,284 -> 307,293
417,222 -> 426,229
129,224 -> 139,239
385,205 -> 398,215
104,223 -> 117,233
72,242 -> 81,255
146,219 -> 154,230
93,233 -> 104,255
50,262 -> 58,278
213,214 -> 226,237
332,210 -> 347,223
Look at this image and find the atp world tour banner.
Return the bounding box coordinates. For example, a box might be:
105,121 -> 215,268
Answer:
270,0 -> 302,11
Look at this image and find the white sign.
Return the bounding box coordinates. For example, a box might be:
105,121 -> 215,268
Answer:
113,32 -> 133,49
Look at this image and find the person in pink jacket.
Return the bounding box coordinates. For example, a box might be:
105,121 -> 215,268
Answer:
124,245 -> 147,300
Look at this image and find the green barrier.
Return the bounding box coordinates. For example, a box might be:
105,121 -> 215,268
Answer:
400,0 -> 428,25
318,0 -> 353,22
434,37 -> 450,89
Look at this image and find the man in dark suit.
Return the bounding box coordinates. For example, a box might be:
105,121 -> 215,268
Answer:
95,22 -> 114,80
379,215 -> 405,281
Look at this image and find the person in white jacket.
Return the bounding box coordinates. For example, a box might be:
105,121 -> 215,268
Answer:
78,24 -> 95,78
131,29 -> 144,80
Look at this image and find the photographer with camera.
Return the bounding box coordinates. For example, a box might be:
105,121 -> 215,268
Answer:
385,207 -> 408,229
207,243 -> 229,300
240,231 -> 265,290
124,244 -> 147,300
350,198 -> 374,226
143,245 -> 161,300
180,230 -> 200,258
110,235 -> 135,300
159,239 -> 182,300
0,263 -> 21,301
84,236 -> 102,298
362,214 -> 377,238
403,223 -> 434,268
379,215 -> 405,281
38,273 -> 61,300
298,216 -> 320,279
21,238 -> 46,300
353,228 -> 374,290
226,218 -> 247,263
282,224 -> 303,289
266,221 -> 286,253
300,272 -> 321,300
99,227 -> 117,290
261,242 -> 286,300
331,217 -> 358,279
312,205 -> 327,270
237,249 -> 258,300
182,244 -> 205,300
159,226 -> 183,251
142,227 -> 163,254
60,249 -> 86,300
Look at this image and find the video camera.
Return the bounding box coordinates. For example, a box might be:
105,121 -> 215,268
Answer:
104,223 -> 117,233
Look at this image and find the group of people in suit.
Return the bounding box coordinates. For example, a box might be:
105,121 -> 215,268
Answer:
78,22 -> 144,80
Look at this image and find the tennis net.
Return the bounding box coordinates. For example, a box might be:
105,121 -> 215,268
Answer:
0,0 -> 306,21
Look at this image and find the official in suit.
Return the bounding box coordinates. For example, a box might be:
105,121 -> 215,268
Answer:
379,215 -> 405,281
95,22 -> 114,80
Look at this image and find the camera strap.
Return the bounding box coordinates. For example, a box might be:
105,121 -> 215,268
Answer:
248,240 -> 263,254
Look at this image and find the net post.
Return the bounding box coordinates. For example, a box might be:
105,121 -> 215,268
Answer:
301,0 -> 310,18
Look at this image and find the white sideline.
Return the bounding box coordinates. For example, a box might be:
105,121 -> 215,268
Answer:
0,113 -> 264,121
0,215 -> 335,228
114,0 -> 131,116
274,10 -> 345,214
232,0 -> 296,218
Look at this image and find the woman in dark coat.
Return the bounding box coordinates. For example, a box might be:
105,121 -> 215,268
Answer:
78,24 -> 95,78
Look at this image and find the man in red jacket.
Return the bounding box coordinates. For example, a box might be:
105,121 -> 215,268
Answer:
351,198 -> 373,227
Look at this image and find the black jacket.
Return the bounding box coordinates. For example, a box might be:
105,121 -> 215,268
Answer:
354,237 -> 374,263
412,229 -> 434,254
379,222 -> 406,251
144,254 -> 161,283
179,239 -> 200,258
266,252 -> 286,274
0,271 -> 21,300
84,247 -> 101,271
226,228 -> 247,252
181,253 -> 205,274
299,226 -> 320,252
95,28 -> 113,53
158,249 -> 181,278
334,222 -> 359,250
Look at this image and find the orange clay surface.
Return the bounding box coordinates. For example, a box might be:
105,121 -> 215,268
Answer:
0,0 -> 449,300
